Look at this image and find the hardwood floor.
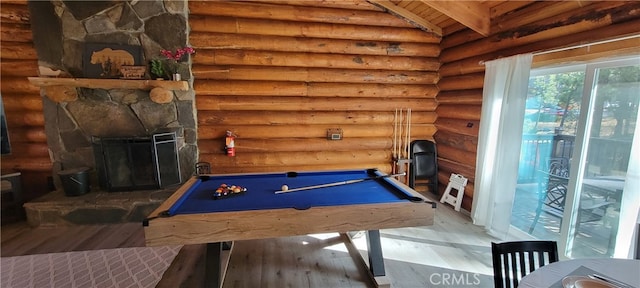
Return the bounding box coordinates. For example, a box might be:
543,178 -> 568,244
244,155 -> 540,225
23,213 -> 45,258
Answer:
0,222 -> 146,257
1,197 -> 501,287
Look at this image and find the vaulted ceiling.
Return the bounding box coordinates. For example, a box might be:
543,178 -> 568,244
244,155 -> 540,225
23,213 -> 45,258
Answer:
367,0 -> 530,37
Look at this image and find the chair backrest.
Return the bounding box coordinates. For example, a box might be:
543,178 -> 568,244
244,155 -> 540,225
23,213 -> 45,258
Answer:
547,157 -> 569,178
408,140 -> 438,193
492,241 -> 559,288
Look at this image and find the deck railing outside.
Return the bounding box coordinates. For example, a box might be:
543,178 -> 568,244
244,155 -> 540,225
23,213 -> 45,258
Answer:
518,134 -> 631,183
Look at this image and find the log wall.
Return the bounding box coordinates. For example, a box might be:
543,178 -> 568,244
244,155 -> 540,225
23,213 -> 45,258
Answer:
0,0 -> 51,200
189,1 -> 441,174
437,1 -> 640,211
2,0 -> 637,210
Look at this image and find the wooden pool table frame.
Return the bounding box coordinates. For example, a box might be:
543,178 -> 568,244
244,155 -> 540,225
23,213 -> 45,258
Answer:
145,172 -> 436,287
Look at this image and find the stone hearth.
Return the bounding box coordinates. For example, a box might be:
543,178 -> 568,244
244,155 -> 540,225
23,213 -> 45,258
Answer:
23,188 -> 175,227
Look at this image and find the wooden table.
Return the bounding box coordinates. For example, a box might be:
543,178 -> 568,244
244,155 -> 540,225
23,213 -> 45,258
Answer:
519,258 -> 640,288
144,169 -> 436,288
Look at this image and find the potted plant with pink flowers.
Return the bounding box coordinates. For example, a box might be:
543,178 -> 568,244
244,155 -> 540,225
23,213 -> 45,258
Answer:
150,46 -> 195,80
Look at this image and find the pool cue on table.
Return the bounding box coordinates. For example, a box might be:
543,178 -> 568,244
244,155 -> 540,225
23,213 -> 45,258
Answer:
275,172 -> 406,194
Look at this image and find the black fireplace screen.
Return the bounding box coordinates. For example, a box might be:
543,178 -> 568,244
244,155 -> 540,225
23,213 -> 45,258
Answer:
92,132 -> 181,191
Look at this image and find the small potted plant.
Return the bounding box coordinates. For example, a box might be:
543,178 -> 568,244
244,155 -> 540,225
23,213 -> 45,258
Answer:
160,47 -> 195,81
149,47 -> 195,81
150,59 -> 166,80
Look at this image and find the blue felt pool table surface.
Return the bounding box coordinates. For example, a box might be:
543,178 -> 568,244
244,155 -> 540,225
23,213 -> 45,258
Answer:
168,169 -> 419,215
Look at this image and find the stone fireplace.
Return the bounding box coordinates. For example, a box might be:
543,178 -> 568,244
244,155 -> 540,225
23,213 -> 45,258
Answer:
24,1 -> 198,226
29,0 -> 197,190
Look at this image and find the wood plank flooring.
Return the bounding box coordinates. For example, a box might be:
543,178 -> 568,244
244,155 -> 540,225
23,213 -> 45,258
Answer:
1,198 -> 501,287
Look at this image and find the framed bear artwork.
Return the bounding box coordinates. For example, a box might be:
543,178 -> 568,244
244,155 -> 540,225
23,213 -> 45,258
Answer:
83,43 -> 142,79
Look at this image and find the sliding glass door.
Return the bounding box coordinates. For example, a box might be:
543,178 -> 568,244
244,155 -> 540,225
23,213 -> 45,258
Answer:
564,59 -> 640,258
512,56 -> 640,258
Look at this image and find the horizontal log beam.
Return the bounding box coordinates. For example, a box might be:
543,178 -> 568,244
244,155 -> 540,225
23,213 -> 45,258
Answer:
437,144 -> 476,169
190,32 -> 440,57
437,104 -> 481,121
0,42 -> 37,60
367,0 -> 442,36
198,111 -> 437,125
437,158 -> 476,184
200,163 -> 394,175
189,16 -> 440,43
198,137 -> 393,153
0,3 -> 30,24
5,143 -> 49,157
532,35 -> 640,68
435,118 -> 479,137
5,111 -> 44,127
1,93 -> 43,111
194,80 -> 438,98
193,65 -> 440,84
441,2 -> 640,63
307,82 -> 437,97
439,56 -> 486,77
442,19 -> 640,76
422,0 -> 489,36
490,1 -> 584,39
0,60 -> 38,77
189,1 -> 413,28
5,128 -> 47,143
199,150 -> 391,167
194,49 -> 439,71
434,130 -> 477,153
0,156 -> 52,172
239,0 -> 383,12
196,96 -> 438,111
437,73 -> 484,91
0,0 -> 29,5
0,22 -> 32,42
437,89 -> 483,105
198,124 -> 437,140
1,76 -> 40,94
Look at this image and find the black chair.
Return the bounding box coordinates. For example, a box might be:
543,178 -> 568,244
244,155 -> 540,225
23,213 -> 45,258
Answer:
408,140 -> 438,194
492,241 -> 559,288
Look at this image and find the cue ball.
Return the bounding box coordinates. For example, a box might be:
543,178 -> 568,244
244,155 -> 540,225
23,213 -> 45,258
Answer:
281,185 -> 289,191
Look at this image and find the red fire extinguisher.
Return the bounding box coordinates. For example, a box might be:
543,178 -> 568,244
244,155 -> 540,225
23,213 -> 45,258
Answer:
225,130 -> 236,157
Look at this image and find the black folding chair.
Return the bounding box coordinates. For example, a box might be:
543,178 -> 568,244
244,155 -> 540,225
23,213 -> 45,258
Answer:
408,140 -> 438,194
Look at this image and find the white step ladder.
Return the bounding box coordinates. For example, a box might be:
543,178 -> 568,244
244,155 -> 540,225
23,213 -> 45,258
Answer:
440,173 -> 468,211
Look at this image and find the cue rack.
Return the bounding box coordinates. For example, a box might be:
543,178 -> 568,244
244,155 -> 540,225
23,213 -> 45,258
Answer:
392,108 -> 411,184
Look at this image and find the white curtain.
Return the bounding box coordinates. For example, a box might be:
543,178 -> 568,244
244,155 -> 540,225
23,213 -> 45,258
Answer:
471,54 -> 533,239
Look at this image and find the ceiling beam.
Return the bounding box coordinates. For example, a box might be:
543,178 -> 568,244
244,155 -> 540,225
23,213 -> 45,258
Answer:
367,0 -> 443,36
421,1 -> 490,36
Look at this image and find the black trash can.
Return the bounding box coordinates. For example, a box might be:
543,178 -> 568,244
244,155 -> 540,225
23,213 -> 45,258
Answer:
58,167 -> 90,196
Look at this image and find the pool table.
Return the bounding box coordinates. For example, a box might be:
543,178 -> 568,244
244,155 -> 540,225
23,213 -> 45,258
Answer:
144,168 -> 436,287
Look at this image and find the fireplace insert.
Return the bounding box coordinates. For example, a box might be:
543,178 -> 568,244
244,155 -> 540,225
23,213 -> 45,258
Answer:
92,132 -> 181,191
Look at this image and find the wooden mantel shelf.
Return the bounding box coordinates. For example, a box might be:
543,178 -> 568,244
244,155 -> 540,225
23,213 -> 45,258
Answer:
27,77 -> 189,91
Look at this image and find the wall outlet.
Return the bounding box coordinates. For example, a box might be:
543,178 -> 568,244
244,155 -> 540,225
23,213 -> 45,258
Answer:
326,128 -> 343,140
